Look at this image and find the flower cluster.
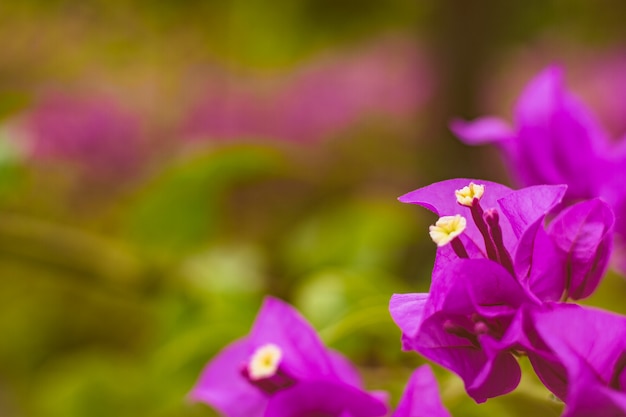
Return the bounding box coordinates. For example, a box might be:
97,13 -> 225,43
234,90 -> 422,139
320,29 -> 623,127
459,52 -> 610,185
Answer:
190,66 -> 626,417
191,178 -> 623,416
451,65 -> 626,275
190,296 -> 449,416
391,178 -> 625,416
18,92 -> 144,182
183,37 -> 432,143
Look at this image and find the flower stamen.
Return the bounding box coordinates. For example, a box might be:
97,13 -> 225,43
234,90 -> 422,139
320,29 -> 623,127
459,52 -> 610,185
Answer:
248,344 -> 282,380
429,215 -> 469,258
429,215 -> 466,247
456,183 -> 499,262
242,343 -> 296,394
455,183 -> 485,207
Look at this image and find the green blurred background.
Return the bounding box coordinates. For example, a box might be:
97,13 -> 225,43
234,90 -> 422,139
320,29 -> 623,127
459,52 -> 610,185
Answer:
0,1 -> 625,416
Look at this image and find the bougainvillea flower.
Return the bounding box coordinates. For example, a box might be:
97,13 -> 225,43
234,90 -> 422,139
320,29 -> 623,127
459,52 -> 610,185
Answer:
20,92 -> 143,181
390,258 -> 533,402
532,304 -> 626,417
183,36 -> 433,143
451,65 -> 626,275
450,66 -> 610,201
544,198 -> 614,299
190,296 -> 387,417
400,178 -> 613,301
392,365 -> 452,417
390,179 -> 614,402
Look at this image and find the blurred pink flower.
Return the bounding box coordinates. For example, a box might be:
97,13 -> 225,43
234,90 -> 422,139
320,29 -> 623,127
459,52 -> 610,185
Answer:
20,92 -> 143,181
482,41 -> 626,138
184,81 -> 274,142
570,52 -> 626,137
183,37 -> 434,143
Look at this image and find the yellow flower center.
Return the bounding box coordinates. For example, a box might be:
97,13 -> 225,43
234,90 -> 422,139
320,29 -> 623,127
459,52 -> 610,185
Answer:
429,215 -> 467,247
455,183 -> 485,207
248,344 -> 283,380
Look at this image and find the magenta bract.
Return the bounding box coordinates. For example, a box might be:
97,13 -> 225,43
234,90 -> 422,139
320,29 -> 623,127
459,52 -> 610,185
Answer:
391,179 -> 614,402
190,296 -> 387,417
451,65 -> 626,275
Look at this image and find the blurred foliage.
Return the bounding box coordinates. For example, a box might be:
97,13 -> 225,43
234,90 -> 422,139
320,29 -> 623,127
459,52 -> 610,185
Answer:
125,145 -> 284,256
0,1 -> 624,417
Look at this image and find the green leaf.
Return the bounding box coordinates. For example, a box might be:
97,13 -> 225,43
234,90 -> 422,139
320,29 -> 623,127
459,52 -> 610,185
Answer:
125,144 -> 283,255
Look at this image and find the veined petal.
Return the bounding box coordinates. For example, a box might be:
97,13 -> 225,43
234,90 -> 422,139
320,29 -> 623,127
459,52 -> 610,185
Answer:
547,198 -> 614,300
532,305 -> 626,416
563,381 -> 626,417
398,179 -> 514,252
398,178 -> 513,216
497,184 -> 567,239
415,313 -> 521,403
404,259 -> 529,402
514,218 -> 566,302
431,235 -> 484,283
468,337 -> 522,402
434,258 -> 530,316
493,304 -> 569,400
533,305 -> 626,387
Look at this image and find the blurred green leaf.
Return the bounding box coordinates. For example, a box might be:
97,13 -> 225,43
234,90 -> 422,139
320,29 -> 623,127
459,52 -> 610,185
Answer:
293,267 -> 407,365
282,196 -> 419,275
179,243 -> 266,294
126,145 -> 284,255
0,128 -> 27,199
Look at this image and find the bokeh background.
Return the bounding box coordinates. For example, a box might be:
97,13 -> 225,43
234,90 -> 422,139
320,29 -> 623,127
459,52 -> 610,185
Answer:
1,1 -> 626,416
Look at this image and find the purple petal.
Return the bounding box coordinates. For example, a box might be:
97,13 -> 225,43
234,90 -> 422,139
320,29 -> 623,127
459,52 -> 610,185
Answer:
513,65 -> 608,199
497,184 -> 567,239
450,116 -> 514,145
533,305 -> 626,388
431,235 -> 486,282
189,338 -> 267,417
514,65 -> 563,125
514,219 -> 566,302
398,178 -> 513,216
408,259 -> 528,402
392,365 -> 452,417
533,306 -> 626,417
547,199 -> 615,300
248,296 -> 339,380
468,339 -> 522,402
556,341 -> 626,417
493,304 -> 569,400
264,380 -> 388,417
433,259 -> 530,315
398,178 -> 514,251
389,293 -> 429,351
563,382 -> 626,417
416,313 -> 521,403
327,350 -> 363,388
528,352 -> 568,402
